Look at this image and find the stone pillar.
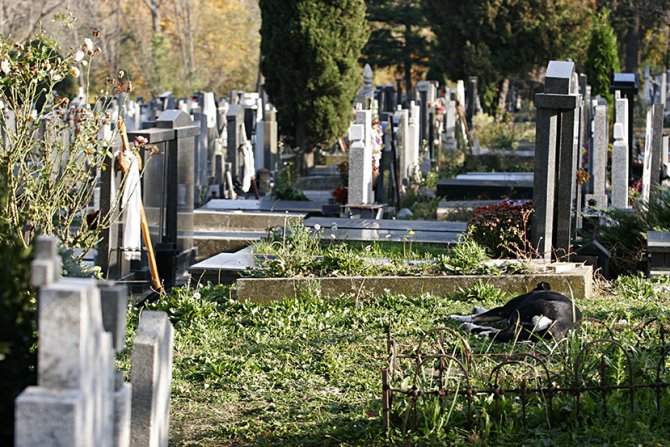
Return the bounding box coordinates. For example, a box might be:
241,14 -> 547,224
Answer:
254,97 -> 264,173
347,124 -> 373,204
226,104 -> 244,181
263,107 -> 278,172
130,311 -> 174,447
585,104 -> 609,208
641,103 -> 665,202
393,106 -> 409,181
611,123 -> 629,209
532,61 -> 579,260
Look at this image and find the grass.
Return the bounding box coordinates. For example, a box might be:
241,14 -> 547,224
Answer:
117,275 -> 670,446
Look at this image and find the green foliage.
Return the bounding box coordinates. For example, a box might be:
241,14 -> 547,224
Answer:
259,0 -> 369,152
400,170 -> 441,220
270,165 -> 308,201
583,187 -> 670,276
454,280 -> 511,302
120,276 -> 670,445
468,199 -> 534,258
584,9 -> 620,104
473,112 -> 536,151
0,189 -> 35,444
363,0 -> 430,91
611,273 -> 670,301
422,0 -> 592,112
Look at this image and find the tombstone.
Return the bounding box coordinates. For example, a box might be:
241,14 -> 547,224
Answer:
466,76 -> 478,125
444,99 -> 457,149
610,72 -> 639,181
532,61 -> 579,260
263,106 -> 278,172
15,237 -> 133,447
347,124 -> 373,204
409,101 -> 421,174
416,80 -> 437,152
191,111 -> 209,206
226,104 -> 245,182
254,97 -> 265,173
355,63 -> 375,109
662,134 -> 670,179
572,239 -> 612,279
393,106 -> 410,182
641,103 -> 665,202
575,74 -> 589,230
585,104 -> 608,208
130,311 -> 174,447
382,83 -> 397,113
611,123 -> 629,209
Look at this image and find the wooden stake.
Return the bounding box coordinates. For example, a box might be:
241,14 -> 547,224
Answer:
117,118 -> 164,295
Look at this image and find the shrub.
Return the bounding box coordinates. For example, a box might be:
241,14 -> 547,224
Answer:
468,199 -> 534,258
584,9 -> 620,104
0,190 -> 35,444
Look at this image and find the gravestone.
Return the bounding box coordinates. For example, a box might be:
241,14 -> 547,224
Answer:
641,103 -> 665,202
226,104 -> 245,182
585,104 -> 609,208
355,64 -> 375,109
575,73 -> 589,230
610,73 -> 639,180
15,237 -> 133,447
130,311 -> 174,447
393,106 -> 410,181
611,123 -> 629,209
466,76 -> 478,125
348,124 -> 373,204
444,99 -> 457,149
254,97 -> 264,172
532,61 -> 579,260
416,80 -> 437,151
263,106 -> 278,172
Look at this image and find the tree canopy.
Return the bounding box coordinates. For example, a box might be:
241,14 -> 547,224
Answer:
363,0 -> 430,94
259,0 -> 368,159
422,0 -> 592,110
584,10 -> 620,103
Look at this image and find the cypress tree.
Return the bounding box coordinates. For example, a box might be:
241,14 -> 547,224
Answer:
259,0 -> 368,169
584,10 -> 620,104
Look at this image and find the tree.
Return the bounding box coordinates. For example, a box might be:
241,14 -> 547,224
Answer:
584,10 -> 620,104
363,0 -> 430,95
422,0 -> 592,112
599,0 -> 670,73
259,0 -> 368,169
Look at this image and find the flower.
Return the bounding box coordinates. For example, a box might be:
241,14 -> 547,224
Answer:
70,66 -> 80,77
1,59 -> 10,75
83,37 -> 94,53
74,50 -> 85,62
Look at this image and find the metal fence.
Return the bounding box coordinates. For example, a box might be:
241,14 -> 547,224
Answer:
382,319 -> 670,431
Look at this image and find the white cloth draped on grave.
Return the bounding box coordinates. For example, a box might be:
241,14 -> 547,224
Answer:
111,150 -> 142,260
241,140 -> 255,193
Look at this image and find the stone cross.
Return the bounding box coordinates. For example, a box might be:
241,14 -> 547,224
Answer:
532,61 -> 579,260
15,236 -> 133,447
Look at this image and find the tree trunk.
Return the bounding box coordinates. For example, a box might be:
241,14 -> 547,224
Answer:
624,9 -> 639,73
404,22 -> 412,99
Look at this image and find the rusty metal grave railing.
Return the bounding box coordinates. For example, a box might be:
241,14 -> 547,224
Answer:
382,319 -> 670,432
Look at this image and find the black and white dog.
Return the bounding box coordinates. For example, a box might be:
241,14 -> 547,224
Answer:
449,283 -> 583,342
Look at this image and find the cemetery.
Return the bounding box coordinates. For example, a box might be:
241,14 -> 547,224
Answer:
1,1 -> 670,446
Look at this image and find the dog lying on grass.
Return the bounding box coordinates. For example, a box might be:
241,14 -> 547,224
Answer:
449,283 -> 583,342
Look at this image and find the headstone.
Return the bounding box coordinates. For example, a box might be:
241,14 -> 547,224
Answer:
226,104 -> 245,182
254,97 -> 265,172
355,63 -> 375,109
532,61 -> 579,260
584,104 -> 608,208
347,124 -> 373,204
641,103 -> 664,202
466,76 -> 478,125
444,99 -> 457,148
130,311 -> 174,447
393,106 -> 410,182
416,80 -> 437,150
263,106 -> 278,172
610,72 -> 639,180
15,237 -> 133,447
611,123 -> 629,209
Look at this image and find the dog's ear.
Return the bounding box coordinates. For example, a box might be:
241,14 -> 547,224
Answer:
535,282 -> 551,291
